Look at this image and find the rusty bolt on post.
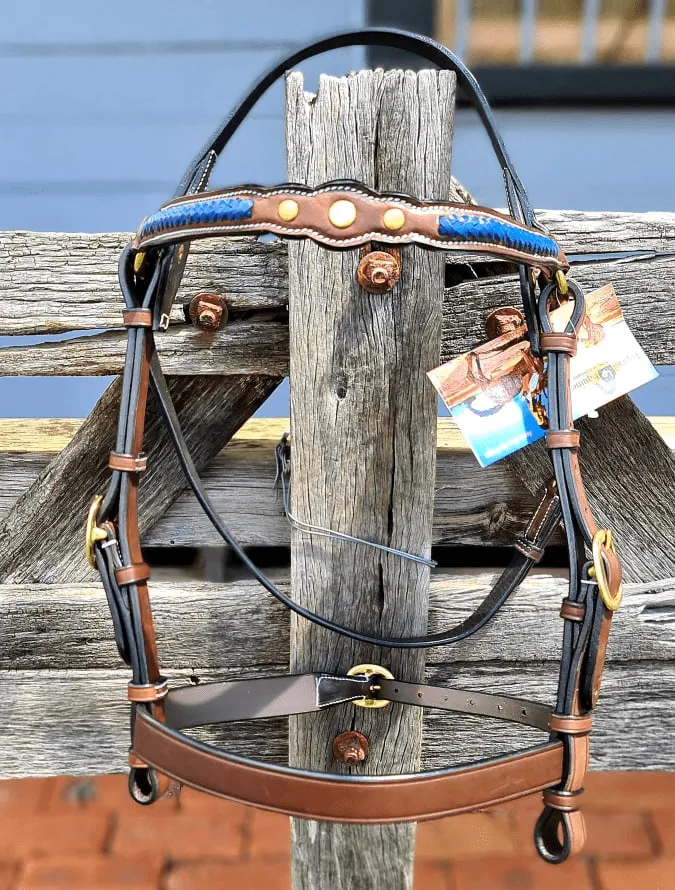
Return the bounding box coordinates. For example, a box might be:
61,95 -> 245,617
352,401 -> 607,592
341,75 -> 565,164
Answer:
332,731 -> 369,765
356,249 -> 401,294
188,293 -> 229,331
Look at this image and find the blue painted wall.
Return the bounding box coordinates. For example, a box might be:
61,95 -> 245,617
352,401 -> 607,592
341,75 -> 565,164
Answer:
0,2 -> 671,418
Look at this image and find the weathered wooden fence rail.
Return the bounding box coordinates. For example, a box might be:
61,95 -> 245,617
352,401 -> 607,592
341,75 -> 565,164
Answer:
2,67 -> 675,890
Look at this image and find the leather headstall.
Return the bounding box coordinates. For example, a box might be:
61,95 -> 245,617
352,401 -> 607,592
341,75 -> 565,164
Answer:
87,28 -> 623,865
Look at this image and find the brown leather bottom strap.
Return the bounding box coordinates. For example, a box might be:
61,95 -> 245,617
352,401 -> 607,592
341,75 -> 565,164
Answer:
132,710 -> 564,823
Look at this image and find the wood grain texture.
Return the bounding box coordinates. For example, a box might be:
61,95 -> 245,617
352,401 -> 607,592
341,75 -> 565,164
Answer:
0,316 -> 289,376
507,396 -> 675,584
0,231 -> 287,333
285,69 -> 455,890
0,374 -> 281,583
1,573 -> 672,777
443,254 -> 675,364
1,416 -> 673,551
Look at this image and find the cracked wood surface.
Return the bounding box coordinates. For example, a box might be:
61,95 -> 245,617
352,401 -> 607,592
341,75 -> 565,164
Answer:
1,573 -> 672,777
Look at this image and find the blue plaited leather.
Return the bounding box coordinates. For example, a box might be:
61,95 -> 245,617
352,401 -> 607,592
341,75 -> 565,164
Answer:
438,213 -> 557,258
140,197 -> 254,239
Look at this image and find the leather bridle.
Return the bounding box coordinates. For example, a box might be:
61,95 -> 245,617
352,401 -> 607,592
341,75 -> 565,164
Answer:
86,28 -> 624,865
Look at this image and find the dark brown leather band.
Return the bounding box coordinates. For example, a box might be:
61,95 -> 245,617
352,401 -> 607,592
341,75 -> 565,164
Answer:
548,713 -> 593,735
133,709 -> 564,822
115,563 -> 151,586
560,599 -> 586,622
546,430 -> 580,450
514,540 -> 545,562
123,308 -> 153,327
109,451 -> 148,473
540,332 -> 577,355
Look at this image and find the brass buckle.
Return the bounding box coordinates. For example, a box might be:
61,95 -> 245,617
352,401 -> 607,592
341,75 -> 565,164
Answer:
589,529 -> 623,611
85,495 -> 108,567
347,663 -> 394,709
555,269 -> 569,295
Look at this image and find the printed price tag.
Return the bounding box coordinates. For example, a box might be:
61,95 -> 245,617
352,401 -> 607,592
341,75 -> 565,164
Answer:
428,284 -> 657,467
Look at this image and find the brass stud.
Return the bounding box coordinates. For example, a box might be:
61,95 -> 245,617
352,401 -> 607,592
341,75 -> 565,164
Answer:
278,199 -> 299,222
328,199 -> 357,229
383,207 -> 406,231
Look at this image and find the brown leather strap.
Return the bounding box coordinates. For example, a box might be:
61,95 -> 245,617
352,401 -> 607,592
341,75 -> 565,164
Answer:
132,709 -> 564,822
546,429 -> 580,450
115,562 -> 151,586
548,713 -> 593,735
540,332 -> 577,355
123,308 -> 153,327
109,451 -> 148,473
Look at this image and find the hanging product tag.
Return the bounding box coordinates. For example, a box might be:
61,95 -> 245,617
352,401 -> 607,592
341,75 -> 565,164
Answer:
428,284 -> 657,467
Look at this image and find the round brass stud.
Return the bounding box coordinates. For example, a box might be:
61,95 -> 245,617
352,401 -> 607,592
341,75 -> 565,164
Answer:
278,199 -> 299,222
383,207 -> 406,231
328,199 -> 357,229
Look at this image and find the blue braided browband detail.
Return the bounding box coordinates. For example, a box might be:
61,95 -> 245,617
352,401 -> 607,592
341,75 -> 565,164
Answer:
438,213 -> 558,258
139,197 -> 254,240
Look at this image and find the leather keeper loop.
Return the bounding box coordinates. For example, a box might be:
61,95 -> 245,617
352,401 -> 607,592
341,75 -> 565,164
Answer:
514,539 -> 545,562
560,598 -> 586,622
109,451 -> 148,473
543,788 -> 584,811
540,332 -> 578,356
548,713 -> 593,736
123,308 -> 153,328
546,429 -> 580,450
115,562 -> 151,586
128,679 -> 169,703
128,751 -> 148,769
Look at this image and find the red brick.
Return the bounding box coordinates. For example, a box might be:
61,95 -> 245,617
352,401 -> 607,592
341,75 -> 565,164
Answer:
0,813 -> 110,857
597,858 -> 675,890
651,810 -> 675,854
0,779 -> 52,814
165,860 -> 290,890
584,809 -> 655,859
0,861 -> 18,890
177,788 -> 249,822
416,813 -> 516,860
248,811 -> 290,860
17,855 -> 163,889
453,856 -> 593,890
414,860 -> 452,890
586,772 -> 675,810
512,802 -> 655,859
45,775 -> 179,814
112,814 -> 243,860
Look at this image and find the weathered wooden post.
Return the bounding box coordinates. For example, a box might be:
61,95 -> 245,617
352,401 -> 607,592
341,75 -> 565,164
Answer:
286,69 -> 455,889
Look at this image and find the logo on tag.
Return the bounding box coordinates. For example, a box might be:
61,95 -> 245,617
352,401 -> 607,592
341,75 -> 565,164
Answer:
428,284 -> 657,467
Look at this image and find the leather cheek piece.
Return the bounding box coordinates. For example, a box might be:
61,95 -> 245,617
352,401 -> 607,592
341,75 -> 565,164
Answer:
540,332 -> 578,355
109,452 -> 148,473
123,308 -> 153,327
548,713 -> 593,735
115,562 -> 152,586
546,430 -> 581,450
